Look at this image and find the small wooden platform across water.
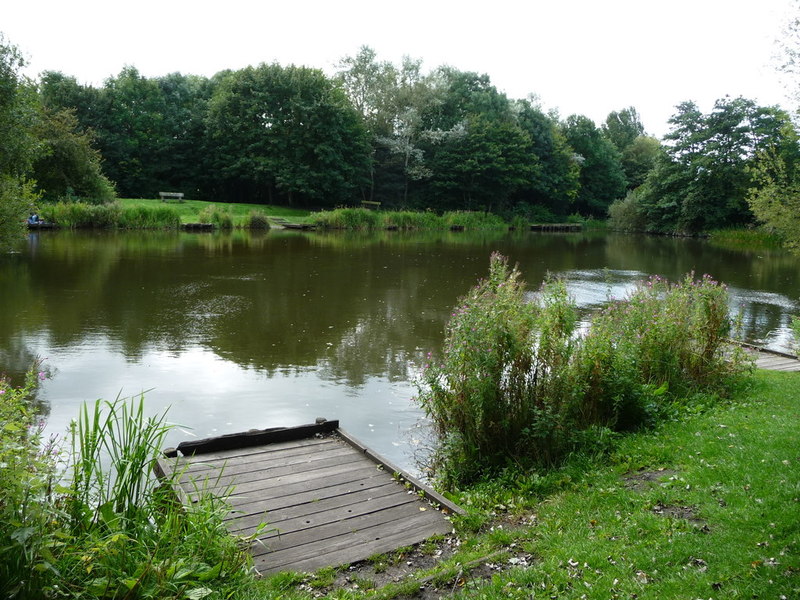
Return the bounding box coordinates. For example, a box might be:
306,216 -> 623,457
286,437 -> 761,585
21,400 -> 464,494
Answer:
155,420 -> 461,575
741,344 -> 800,372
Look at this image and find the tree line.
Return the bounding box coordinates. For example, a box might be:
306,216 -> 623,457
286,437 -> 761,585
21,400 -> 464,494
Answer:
2,36 -> 800,247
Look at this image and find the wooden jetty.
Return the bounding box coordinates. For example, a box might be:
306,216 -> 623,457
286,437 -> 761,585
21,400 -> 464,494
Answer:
270,217 -> 315,230
154,419 -> 461,575
181,223 -> 214,231
738,342 -> 800,372
530,223 -> 583,232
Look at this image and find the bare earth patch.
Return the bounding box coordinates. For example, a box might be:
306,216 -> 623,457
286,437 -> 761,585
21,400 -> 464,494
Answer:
622,468 -> 679,491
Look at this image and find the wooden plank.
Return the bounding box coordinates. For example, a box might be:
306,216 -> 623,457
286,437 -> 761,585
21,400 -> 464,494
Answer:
251,500 -> 444,557
199,462 -> 384,509
223,470 -> 398,516
225,481 -> 403,532
177,442 -> 353,479
232,489 -> 420,539
266,517 -> 452,574
257,510 -> 451,574
179,451 -> 366,491
337,428 -> 465,515
175,419 -> 339,456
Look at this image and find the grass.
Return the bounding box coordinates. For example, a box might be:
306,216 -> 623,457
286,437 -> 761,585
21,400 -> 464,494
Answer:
708,227 -> 785,251
4,364 -> 797,598
118,198 -> 310,226
247,370 -> 800,599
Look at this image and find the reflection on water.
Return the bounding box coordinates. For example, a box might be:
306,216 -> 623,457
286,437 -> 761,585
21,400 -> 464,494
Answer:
1,229 -> 798,473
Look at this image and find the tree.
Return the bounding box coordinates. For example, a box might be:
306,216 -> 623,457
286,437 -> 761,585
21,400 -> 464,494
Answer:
603,107 -> 658,190
205,63 -> 370,205
746,129 -> 800,251
563,114 -> 627,216
425,115 -> 536,212
514,100 -> 580,217
0,34 -> 42,251
604,107 -> 645,153
31,107 -> 116,202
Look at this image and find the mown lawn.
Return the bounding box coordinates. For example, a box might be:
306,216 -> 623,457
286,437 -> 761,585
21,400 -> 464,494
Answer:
117,197 -> 311,224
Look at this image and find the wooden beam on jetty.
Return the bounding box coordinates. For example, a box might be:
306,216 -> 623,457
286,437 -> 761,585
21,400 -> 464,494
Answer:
154,419 -> 462,575
529,223 -> 583,232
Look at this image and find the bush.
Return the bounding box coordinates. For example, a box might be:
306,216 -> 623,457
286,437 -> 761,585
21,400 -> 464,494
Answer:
416,254 -> 749,487
608,190 -> 646,232
246,210 -> 270,229
198,205 -> 234,229
311,207 -> 381,230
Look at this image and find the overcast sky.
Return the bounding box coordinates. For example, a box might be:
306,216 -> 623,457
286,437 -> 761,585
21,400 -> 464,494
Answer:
4,0 -> 796,137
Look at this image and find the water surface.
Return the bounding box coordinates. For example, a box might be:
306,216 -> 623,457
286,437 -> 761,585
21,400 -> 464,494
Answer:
2,229 -> 797,472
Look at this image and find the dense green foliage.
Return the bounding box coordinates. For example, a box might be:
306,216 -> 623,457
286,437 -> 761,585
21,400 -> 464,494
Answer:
4,32 -> 797,234
0,374 -> 253,599
39,201 -> 181,229
417,254 -> 748,486
0,35 -> 41,250
610,98 -> 800,234
746,149 -> 800,252
310,208 -> 509,230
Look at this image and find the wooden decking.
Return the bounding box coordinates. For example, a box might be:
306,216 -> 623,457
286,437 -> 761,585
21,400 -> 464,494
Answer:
154,420 -> 460,575
742,344 -> 800,372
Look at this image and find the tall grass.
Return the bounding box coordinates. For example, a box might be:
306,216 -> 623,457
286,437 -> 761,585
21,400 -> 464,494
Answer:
708,227 -> 784,251
0,385 -> 253,599
39,201 -> 180,229
198,205 -> 234,229
416,253 -> 750,487
311,208 -> 512,231
441,210 -> 507,230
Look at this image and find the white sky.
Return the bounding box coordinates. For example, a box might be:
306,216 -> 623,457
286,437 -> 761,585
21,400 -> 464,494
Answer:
3,0 -> 796,137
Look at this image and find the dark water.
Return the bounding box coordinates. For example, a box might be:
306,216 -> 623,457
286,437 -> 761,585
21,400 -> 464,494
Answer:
2,229 -> 798,472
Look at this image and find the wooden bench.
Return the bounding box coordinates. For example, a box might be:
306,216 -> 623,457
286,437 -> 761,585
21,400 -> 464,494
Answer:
159,191 -> 184,203
360,200 -> 381,210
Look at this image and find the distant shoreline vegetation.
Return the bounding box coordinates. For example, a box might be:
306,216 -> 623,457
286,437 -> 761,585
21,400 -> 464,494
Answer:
34,201 -> 605,233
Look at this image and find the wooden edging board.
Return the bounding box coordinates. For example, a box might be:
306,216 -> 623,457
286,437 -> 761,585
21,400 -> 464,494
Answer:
164,419 -> 340,457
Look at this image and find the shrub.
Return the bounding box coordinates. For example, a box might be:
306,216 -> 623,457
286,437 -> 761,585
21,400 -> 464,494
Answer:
198,205 -> 234,229
246,210 -> 270,229
417,254 -> 750,487
608,190 -> 646,232
117,205 -> 180,229
311,207 -> 381,230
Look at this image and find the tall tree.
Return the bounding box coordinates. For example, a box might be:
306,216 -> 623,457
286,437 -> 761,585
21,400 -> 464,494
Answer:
31,107 -> 116,202
0,34 -> 42,250
637,97 -> 798,232
514,100 -> 580,217
563,114 -> 627,216
206,63 -> 370,205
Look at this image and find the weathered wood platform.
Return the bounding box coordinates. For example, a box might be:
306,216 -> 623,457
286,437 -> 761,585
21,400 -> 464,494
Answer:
742,344 -> 800,372
154,420 -> 461,575
530,223 -> 583,232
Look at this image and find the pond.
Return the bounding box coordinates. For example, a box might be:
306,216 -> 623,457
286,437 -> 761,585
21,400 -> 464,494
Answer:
1,229 -> 798,473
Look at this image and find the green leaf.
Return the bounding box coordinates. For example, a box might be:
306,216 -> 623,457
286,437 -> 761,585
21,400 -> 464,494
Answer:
185,587 -> 213,599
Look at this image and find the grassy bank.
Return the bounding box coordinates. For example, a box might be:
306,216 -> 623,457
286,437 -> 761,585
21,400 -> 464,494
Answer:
247,369 -> 799,599
118,198 -> 310,225
708,227 -> 785,252
37,198 -> 310,229
3,364 -> 797,598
